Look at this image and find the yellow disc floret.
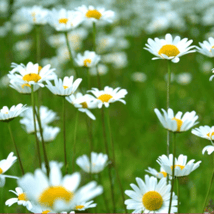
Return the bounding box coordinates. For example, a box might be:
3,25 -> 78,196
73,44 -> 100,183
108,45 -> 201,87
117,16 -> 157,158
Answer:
23,73 -> 41,83
80,102 -> 88,108
171,164 -> 185,170
21,83 -> 31,88
172,117 -> 183,132
0,168 -> 3,174
42,210 -> 51,214
63,86 -> 69,89
142,191 -> 163,211
207,132 -> 214,138
39,186 -> 73,208
83,59 -> 92,67
18,193 -> 27,201
86,10 -> 102,19
59,18 -> 68,24
97,94 -> 113,103
75,205 -> 85,210
159,171 -> 167,177
158,44 -> 180,57
38,66 -> 42,73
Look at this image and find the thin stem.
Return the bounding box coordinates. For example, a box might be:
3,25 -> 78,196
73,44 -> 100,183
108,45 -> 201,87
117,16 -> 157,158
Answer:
72,111 -> 79,172
8,123 -> 25,175
168,132 -> 176,214
106,108 -> 127,213
176,178 -> 180,213
167,61 -> 171,157
64,31 -> 78,78
63,98 -> 68,174
31,86 -> 42,168
0,187 -> 4,213
35,25 -> 41,63
101,108 -> 116,212
202,163 -> 214,213
92,22 -> 96,52
87,67 -> 91,89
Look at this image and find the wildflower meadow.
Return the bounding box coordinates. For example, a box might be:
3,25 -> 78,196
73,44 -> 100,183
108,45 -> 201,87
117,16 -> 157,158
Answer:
0,0 -> 214,213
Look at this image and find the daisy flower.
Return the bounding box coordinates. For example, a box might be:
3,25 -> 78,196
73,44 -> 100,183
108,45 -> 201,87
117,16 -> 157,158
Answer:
154,108 -> 198,133
5,187 -> 32,210
196,37 -> 214,58
76,5 -> 115,23
192,125 -> 214,141
0,152 -> 18,187
37,126 -> 60,142
0,104 -> 27,122
145,166 -> 168,179
8,62 -> 56,88
125,175 -> 177,213
66,92 -> 97,120
144,33 -> 195,63
202,144 -> 214,155
46,76 -> 82,97
73,200 -> 96,211
76,152 -> 108,173
18,161 -> 103,213
88,86 -> 128,108
75,51 -> 101,67
48,8 -> 83,32
157,154 -> 201,177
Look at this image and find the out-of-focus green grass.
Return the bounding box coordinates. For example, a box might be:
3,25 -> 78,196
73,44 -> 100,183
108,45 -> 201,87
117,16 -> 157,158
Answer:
0,18 -> 214,213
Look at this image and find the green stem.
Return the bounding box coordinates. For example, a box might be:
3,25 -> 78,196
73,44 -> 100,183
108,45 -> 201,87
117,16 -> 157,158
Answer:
168,132 -> 176,214
64,31 -> 78,78
0,187 -> 4,213
93,22 -> 96,52
8,123 -> 25,175
106,108 -> 127,213
176,178 -> 180,213
63,98 -> 68,174
72,111 -> 79,172
101,108 -> 116,212
31,86 -> 42,168
167,61 -> 171,157
87,67 -> 91,89
35,25 -> 41,63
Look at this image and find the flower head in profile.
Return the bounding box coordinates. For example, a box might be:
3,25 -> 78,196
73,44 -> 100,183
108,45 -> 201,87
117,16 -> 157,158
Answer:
75,51 -> 101,68
144,33 -> 195,63
88,86 -> 128,108
37,126 -> 60,142
66,92 -> 97,120
76,5 -> 115,23
0,104 -> 27,122
154,108 -> 198,133
5,187 -> 32,210
145,166 -> 168,179
46,76 -> 82,97
196,37 -> 214,58
76,152 -> 108,173
48,8 -> 83,32
125,175 -> 177,213
18,161 -> 103,213
0,152 -> 18,187
157,154 -> 201,177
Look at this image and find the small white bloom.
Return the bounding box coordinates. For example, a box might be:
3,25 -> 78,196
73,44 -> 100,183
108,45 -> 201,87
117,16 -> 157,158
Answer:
89,64 -> 108,76
37,126 -> 60,142
76,152 -> 108,173
131,72 -> 147,82
154,108 -> 198,133
176,73 -> 192,85
196,37 -> 214,58
192,125 -> 214,141
202,145 -> 214,155
73,200 -> 96,211
145,166 -> 168,179
75,51 -> 101,67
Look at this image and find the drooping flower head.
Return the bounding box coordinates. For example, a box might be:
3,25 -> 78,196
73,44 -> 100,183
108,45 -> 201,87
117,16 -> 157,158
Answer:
196,37 -> 214,58
145,166 -> 168,179
144,33 -> 195,63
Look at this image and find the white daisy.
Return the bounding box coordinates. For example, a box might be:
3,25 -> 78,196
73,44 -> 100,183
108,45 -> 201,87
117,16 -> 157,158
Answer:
73,200 -> 96,211
125,175 -> 177,213
145,166 -> 168,179
88,86 -> 128,108
5,187 -> 32,210
76,152 -> 108,173
48,8 -> 83,32
202,145 -> 214,155
154,108 -> 198,133
18,161 -> 103,212
75,51 -> 101,67
0,104 -> 27,122
8,62 -> 56,88
196,37 -> 214,58
209,68 -> 214,81
144,33 -> 195,63
66,92 -> 97,120
76,5 -> 115,23
157,154 -> 201,177
46,76 -> 82,97
192,125 -> 214,141
37,126 -> 60,142
0,152 -> 18,187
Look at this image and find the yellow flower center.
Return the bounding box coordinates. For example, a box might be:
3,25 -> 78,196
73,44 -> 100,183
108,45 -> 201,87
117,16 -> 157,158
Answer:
207,132 -> 214,138
158,44 -> 180,57
22,73 -> 41,83
38,66 -> 42,73
80,102 -> 88,108
5,112 -> 8,114
142,191 -> 163,211
63,86 -> 69,89
38,186 -> 73,208
75,205 -> 85,210
171,164 -> 185,170
97,94 -> 113,103
31,12 -> 36,22
42,210 -> 51,214
59,18 -> 68,24
86,9 -> 102,19
83,59 -> 92,67
172,117 -> 183,132
18,193 -> 27,201
159,171 -> 167,177
0,168 -> 3,174
210,46 -> 214,52
21,83 -> 31,88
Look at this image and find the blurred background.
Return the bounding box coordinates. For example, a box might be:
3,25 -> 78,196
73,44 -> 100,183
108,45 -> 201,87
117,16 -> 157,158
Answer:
1,0 -> 214,212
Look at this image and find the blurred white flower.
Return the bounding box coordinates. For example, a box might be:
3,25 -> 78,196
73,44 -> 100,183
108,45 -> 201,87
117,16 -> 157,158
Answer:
75,51 -> 101,67
176,73 -> 192,85
131,72 -> 147,82
89,64 -> 108,76
37,126 -> 60,142
13,23 -> 33,35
